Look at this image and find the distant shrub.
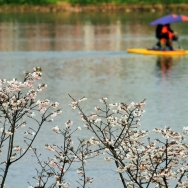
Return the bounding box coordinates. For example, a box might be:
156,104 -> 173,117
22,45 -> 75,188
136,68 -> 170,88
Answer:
65,0 -> 188,5
0,0 -> 59,5
0,0 -> 186,5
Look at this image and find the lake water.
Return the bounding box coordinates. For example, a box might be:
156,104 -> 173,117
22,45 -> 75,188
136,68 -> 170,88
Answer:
1,11 -> 188,188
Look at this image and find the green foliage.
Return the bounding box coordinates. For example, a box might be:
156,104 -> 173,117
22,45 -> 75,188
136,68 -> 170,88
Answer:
65,0 -> 188,5
0,0 -> 58,5
0,0 -> 187,5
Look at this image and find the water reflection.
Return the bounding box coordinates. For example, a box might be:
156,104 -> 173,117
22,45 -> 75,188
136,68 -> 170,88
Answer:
0,21 -> 128,51
156,55 -> 183,76
155,55 -> 185,87
1,11 -> 188,188
0,12 -> 187,51
156,56 -> 173,74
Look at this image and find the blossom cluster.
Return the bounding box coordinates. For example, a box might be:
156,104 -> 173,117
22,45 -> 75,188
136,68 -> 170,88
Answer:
2,67 -> 188,188
16,95 -> 188,188
67,97 -> 188,188
0,67 -> 62,188
29,97 -> 103,188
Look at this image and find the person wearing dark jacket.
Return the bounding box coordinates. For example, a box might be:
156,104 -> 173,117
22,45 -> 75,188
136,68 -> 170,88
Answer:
155,24 -> 178,50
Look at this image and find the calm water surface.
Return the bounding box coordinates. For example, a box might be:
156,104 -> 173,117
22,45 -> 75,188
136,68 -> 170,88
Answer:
0,11 -> 188,187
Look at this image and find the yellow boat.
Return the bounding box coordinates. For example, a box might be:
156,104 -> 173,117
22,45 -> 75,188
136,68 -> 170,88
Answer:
127,48 -> 188,56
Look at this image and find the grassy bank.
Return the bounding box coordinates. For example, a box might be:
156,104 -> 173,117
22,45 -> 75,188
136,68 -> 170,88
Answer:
0,0 -> 59,5
64,0 -> 188,6
0,0 -> 188,5
0,0 -> 188,12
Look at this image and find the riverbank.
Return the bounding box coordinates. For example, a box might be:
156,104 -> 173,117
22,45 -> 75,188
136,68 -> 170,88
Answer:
0,3 -> 188,12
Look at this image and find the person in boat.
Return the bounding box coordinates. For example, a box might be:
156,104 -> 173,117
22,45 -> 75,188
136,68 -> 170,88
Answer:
155,24 -> 178,50
155,24 -> 163,49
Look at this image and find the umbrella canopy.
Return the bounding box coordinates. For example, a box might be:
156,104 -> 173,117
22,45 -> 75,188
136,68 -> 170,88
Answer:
150,14 -> 188,26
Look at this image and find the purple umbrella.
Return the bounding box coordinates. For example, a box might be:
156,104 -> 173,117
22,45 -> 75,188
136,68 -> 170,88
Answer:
150,14 -> 188,25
